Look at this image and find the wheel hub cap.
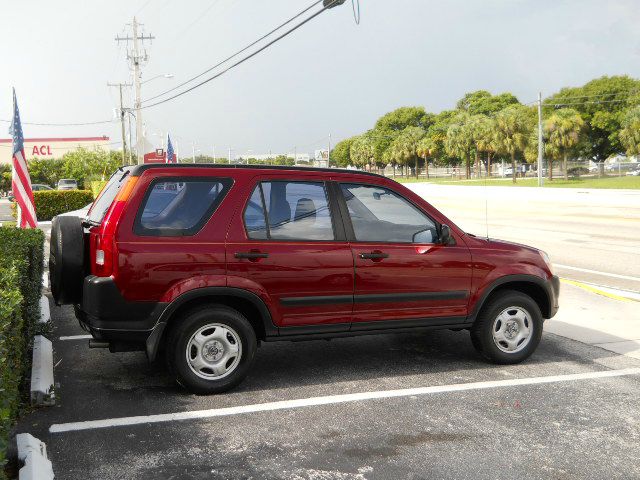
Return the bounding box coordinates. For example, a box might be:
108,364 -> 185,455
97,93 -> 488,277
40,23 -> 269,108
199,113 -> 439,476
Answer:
505,321 -> 519,339
185,323 -> 242,380
203,340 -> 224,362
491,306 -> 533,354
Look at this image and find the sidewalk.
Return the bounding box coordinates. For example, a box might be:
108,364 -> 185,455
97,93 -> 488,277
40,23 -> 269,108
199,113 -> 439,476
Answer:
546,281 -> 640,359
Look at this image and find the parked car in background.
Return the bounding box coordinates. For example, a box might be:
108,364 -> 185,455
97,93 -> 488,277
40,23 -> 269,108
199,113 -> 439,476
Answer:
57,179 -> 78,190
49,164 -> 559,394
606,163 -> 638,173
626,165 -> 640,176
32,184 -> 54,192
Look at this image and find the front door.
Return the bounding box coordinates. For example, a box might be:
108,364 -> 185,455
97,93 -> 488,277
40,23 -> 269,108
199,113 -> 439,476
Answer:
226,177 -> 354,331
337,182 -> 472,327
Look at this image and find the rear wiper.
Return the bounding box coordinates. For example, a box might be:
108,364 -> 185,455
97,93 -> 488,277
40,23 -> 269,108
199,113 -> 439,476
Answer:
82,218 -> 100,228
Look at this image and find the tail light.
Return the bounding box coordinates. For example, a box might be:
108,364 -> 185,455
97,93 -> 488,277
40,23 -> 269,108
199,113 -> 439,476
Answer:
90,176 -> 138,277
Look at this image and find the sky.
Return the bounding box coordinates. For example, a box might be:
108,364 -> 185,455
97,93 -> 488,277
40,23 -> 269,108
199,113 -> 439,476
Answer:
2,0 -> 640,157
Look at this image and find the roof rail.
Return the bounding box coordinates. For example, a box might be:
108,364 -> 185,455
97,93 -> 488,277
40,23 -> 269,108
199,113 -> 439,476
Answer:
130,163 -> 385,178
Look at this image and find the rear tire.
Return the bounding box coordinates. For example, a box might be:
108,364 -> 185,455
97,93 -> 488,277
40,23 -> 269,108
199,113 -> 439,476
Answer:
49,215 -> 85,305
166,305 -> 257,394
470,290 -> 543,364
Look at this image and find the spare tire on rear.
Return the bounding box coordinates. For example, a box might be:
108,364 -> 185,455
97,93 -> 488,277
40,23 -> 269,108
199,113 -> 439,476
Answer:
49,215 -> 85,305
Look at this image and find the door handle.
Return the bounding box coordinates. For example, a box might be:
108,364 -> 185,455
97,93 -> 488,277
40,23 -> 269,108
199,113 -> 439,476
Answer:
234,251 -> 269,260
359,251 -> 389,260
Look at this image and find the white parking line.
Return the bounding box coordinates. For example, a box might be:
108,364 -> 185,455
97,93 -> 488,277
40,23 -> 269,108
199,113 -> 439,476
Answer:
555,264 -> 640,283
59,335 -> 93,341
49,367 -> 640,434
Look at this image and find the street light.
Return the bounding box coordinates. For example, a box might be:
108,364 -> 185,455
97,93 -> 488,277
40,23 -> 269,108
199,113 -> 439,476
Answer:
141,73 -> 174,85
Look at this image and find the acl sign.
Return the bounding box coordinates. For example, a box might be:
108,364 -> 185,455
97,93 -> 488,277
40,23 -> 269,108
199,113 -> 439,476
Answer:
31,145 -> 52,156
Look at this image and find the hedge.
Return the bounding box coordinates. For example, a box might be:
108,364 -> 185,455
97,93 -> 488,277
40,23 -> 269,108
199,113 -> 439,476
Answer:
0,227 -> 44,478
33,190 -> 94,221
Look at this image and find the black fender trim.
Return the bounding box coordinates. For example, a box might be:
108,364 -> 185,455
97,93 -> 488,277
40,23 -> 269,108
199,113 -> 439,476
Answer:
469,273 -> 559,322
146,287 -> 278,361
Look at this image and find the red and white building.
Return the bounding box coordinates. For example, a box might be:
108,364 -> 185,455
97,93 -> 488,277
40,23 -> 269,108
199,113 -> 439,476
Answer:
0,136 -> 110,164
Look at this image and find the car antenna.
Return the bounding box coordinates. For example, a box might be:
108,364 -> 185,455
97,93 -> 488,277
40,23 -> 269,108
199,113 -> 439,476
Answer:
484,158 -> 489,240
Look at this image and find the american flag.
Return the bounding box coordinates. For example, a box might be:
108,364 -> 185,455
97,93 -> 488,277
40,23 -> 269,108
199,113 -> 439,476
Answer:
10,89 -> 37,228
166,133 -> 176,163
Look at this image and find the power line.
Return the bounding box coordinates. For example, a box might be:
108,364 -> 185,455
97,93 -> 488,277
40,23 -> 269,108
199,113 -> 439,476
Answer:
141,1 -> 340,110
142,0 -> 324,104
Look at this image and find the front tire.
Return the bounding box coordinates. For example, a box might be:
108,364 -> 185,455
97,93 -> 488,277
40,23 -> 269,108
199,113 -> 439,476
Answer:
166,305 -> 257,394
470,290 -> 543,364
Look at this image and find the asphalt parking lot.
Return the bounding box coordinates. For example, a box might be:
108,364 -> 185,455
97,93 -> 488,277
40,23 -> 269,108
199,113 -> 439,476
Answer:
16,299 -> 640,480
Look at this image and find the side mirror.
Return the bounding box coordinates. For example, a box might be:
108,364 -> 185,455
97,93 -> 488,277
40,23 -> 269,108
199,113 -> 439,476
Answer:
439,224 -> 451,245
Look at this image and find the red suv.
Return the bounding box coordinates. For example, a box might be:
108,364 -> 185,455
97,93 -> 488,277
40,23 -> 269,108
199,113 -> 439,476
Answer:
50,164 -> 559,393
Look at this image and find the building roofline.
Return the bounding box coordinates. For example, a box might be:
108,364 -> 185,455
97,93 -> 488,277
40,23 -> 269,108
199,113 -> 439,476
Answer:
0,136 -> 109,143
130,163 -> 384,178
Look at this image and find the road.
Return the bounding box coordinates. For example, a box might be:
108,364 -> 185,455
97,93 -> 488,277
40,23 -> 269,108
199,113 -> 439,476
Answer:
16,302 -> 640,479
406,184 -> 640,292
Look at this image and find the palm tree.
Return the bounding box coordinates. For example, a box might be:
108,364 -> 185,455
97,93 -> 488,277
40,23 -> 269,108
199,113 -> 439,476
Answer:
619,106 -> 640,156
445,113 -> 474,179
493,105 -> 532,183
416,136 -> 436,179
544,108 -> 584,180
387,126 -> 425,178
469,114 -> 495,177
350,134 -> 375,171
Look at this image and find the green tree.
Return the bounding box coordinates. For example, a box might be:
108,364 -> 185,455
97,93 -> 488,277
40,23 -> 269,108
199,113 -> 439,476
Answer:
619,106 -> 640,156
416,136 -> 436,179
456,90 -> 520,116
468,114 -> 496,177
544,108 -> 584,180
545,75 -> 640,164
350,134 -> 376,171
371,107 -> 431,165
386,126 -> 425,178
493,105 -> 533,183
331,136 -> 356,168
445,113 -> 475,178
0,164 -> 10,193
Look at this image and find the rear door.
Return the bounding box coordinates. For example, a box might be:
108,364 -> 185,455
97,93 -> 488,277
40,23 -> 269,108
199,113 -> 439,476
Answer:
337,182 -> 472,327
226,176 -> 354,331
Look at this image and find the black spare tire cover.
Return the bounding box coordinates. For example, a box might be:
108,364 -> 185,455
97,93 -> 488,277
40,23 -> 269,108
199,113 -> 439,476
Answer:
49,215 -> 85,305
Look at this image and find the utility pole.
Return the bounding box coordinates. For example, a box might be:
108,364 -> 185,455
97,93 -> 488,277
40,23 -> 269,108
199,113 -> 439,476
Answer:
107,82 -> 132,166
116,18 -> 155,164
228,147 -> 232,164
212,145 -> 216,163
192,142 -> 196,163
537,91 -> 544,187
127,113 -> 134,164
328,134 -> 331,168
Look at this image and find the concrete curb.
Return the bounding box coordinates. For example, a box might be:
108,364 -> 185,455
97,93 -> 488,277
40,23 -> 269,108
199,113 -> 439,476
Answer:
16,433 -> 55,480
39,295 -> 51,324
31,335 -> 55,406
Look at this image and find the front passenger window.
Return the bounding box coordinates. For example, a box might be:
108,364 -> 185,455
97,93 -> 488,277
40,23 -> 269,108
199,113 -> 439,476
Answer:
340,183 -> 437,243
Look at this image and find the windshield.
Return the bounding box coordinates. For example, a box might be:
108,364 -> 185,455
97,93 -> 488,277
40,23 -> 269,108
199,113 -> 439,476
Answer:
86,168 -> 131,224
59,179 -> 76,185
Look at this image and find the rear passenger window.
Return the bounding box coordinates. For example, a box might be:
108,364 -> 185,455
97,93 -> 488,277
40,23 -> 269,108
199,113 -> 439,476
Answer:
135,178 -> 232,236
243,181 -> 335,241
